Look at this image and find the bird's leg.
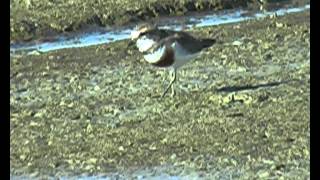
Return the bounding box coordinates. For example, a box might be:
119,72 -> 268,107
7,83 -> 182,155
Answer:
170,79 -> 175,97
170,69 -> 177,97
161,68 -> 176,98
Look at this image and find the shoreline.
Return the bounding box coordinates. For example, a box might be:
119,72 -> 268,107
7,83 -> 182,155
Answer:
10,0 -> 309,43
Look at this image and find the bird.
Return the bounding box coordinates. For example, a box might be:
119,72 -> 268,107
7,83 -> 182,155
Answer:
131,23 -> 216,98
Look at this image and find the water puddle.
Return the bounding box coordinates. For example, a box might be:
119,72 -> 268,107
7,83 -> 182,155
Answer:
10,4 -> 309,56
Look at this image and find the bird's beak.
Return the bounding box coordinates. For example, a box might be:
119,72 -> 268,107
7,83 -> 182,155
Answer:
131,30 -> 140,40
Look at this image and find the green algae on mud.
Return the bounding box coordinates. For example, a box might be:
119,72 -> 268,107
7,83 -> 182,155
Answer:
10,11 -> 309,178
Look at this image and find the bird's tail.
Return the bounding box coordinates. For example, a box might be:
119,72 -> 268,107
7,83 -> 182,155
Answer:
200,39 -> 216,49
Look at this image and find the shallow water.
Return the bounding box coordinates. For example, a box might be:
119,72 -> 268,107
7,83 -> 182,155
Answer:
10,4 -> 309,56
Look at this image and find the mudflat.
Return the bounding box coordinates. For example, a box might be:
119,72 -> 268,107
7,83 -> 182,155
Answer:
10,10 -> 309,179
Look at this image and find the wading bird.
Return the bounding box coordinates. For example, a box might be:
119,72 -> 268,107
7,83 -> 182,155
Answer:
131,24 -> 216,98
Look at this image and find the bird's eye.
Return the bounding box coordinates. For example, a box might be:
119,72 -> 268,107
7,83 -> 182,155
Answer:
139,31 -> 147,36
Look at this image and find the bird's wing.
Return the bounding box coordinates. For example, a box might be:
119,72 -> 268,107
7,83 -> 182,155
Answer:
147,33 -> 181,53
142,34 -> 179,64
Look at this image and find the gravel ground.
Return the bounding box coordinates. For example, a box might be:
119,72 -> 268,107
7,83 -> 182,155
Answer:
10,10 -> 309,179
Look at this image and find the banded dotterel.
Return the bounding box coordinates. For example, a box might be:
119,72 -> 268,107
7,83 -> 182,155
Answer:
131,23 -> 216,98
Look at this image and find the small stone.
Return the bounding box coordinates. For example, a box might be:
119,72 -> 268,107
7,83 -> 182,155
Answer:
87,158 -> 98,164
149,144 -> 157,150
232,40 -> 242,46
258,171 -> 270,178
59,101 -> 66,106
84,165 -> 95,170
42,72 -> 49,76
66,159 -> 73,165
170,153 -> 177,159
48,140 -> 53,146
94,85 -> 101,91
67,102 -> 74,108
276,22 -> 284,28
19,154 -> 27,161
34,112 -> 44,118
262,159 -> 274,164
161,138 -> 168,144
86,124 -> 93,133
118,146 -> 125,151
29,121 -> 40,127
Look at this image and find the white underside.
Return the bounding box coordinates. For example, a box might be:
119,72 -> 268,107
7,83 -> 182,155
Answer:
144,46 -> 166,63
136,36 -> 156,52
136,38 -> 200,68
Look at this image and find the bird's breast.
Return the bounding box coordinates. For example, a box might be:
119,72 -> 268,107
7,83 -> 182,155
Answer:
136,36 -> 156,52
143,45 -> 175,67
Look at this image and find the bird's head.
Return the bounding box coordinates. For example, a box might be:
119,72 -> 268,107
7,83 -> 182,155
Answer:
131,23 -> 155,40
